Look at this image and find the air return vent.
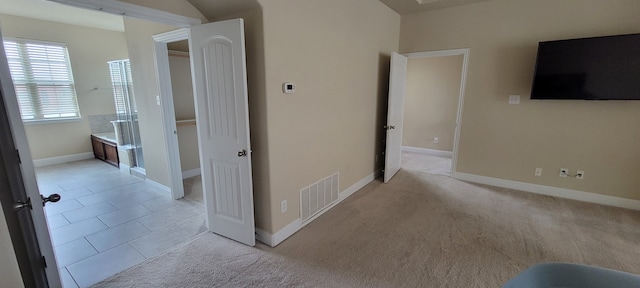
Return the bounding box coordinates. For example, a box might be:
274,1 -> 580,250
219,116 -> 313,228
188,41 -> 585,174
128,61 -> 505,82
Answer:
300,173 -> 339,223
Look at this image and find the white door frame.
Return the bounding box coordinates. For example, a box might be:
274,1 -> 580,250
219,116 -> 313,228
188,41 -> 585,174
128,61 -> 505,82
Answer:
403,48 -> 469,177
152,29 -> 191,200
50,0 -> 203,201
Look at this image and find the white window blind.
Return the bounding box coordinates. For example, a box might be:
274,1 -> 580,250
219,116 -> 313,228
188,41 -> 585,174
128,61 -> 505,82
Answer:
108,60 -> 136,115
3,39 -> 80,121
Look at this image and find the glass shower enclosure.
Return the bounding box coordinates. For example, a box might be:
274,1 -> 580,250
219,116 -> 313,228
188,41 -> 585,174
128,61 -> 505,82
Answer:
108,60 -> 145,171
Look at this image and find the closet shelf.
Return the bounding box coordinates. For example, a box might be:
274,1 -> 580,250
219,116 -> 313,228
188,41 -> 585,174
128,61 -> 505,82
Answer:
176,119 -> 196,127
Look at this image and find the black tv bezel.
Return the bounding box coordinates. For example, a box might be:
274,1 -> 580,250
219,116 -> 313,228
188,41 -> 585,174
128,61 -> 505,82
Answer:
530,33 -> 640,101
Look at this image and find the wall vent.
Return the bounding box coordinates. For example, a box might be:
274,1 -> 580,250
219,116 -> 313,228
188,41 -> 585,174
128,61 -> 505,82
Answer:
300,172 -> 339,223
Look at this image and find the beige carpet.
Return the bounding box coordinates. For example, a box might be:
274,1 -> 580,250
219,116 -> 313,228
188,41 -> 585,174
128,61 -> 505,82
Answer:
401,151 -> 452,176
93,166 -> 640,287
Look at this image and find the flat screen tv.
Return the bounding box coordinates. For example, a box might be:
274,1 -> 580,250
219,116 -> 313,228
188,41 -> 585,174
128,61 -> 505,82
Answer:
530,33 -> 640,100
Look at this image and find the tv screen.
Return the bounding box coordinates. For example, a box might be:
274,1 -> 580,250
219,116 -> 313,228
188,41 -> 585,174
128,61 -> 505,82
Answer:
530,33 -> 640,100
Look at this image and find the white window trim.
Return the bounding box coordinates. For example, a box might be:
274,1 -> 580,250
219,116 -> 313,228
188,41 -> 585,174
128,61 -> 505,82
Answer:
23,117 -> 83,126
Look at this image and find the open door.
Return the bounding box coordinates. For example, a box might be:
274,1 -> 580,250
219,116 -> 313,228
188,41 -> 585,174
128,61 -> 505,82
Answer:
384,52 -> 408,183
0,27 -> 62,287
189,19 -> 255,246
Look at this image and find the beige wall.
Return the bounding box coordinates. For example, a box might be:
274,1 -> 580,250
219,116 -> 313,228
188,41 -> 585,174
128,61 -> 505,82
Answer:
404,55 -> 462,151
121,1 -> 206,187
257,0 -> 400,232
169,54 -> 200,172
169,54 -> 195,120
123,18 -> 177,187
0,206 -> 24,288
400,0 -> 640,199
0,14 -> 128,160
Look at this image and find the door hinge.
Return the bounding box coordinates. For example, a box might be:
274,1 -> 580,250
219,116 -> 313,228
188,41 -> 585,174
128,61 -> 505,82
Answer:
42,256 -> 47,268
16,149 -> 21,164
13,197 -> 32,211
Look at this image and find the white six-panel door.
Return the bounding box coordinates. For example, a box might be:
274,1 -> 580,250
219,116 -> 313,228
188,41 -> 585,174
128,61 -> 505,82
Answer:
189,19 -> 255,246
384,52 -> 408,183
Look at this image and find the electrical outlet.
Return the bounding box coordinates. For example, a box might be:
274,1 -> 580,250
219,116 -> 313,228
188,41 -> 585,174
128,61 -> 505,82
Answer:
281,200 -> 287,213
535,168 -> 542,177
434,137 -> 439,144
559,168 -> 569,178
509,95 -> 521,104
576,170 -> 584,180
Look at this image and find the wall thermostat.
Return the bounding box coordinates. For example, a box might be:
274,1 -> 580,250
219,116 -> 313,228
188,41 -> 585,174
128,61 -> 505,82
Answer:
283,82 -> 296,94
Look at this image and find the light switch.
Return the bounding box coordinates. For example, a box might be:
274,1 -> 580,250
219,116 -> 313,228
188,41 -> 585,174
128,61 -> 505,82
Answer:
509,95 -> 520,104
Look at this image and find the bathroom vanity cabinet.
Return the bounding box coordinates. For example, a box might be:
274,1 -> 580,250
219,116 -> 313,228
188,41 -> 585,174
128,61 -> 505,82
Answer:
91,135 -> 119,167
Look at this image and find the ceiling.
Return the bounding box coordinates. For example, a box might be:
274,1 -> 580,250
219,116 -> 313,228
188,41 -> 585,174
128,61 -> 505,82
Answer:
0,0 -> 124,31
0,0 -> 492,33
379,0 -> 492,14
186,0 -> 260,21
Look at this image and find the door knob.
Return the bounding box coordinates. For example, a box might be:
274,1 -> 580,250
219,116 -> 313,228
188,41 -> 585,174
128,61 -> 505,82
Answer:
384,125 -> 396,130
237,149 -> 247,157
41,194 -> 61,206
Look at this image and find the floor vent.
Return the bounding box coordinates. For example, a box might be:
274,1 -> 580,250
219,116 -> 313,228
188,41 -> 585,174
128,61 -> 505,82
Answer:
300,173 -> 339,223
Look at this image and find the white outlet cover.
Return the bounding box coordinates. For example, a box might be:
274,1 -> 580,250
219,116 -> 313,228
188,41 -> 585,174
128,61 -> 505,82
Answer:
559,168 -> 569,178
281,200 -> 287,213
509,95 -> 520,104
535,168 -> 542,176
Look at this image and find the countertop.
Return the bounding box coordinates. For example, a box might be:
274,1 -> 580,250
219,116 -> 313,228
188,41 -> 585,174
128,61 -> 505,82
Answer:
92,132 -> 117,144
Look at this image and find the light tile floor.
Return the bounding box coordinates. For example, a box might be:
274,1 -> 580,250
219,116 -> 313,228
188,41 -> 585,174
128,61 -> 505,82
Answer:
37,159 -> 206,288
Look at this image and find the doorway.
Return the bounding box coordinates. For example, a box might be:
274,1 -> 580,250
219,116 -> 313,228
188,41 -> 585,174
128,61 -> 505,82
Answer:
384,49 -> 469,182
2,3 -> 257,287
0,7 -> 208,288
154,20 -> 257,246
401,53 -> 465,176
166,40 -> 203,204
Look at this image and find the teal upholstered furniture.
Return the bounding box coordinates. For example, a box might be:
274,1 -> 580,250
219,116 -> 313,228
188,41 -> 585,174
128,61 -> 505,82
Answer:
503,263 -> 640,288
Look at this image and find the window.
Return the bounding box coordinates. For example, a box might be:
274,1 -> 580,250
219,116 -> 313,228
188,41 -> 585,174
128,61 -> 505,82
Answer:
3,38 -> 80,121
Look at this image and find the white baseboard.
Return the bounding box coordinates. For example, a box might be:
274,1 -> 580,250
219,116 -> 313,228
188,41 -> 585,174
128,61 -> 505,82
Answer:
256,169 -> 382,247
338,169 -> 382,202
402,146 -> 452,158
33,152 -> 94,167
182,168 -> 201,179
255,218 -> 302,247
454,172 -> 640,211
255,228 -> 273,247
145,178 -> 171,194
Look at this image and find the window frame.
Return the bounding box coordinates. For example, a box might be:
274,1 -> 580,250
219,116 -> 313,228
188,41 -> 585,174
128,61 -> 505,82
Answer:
3,37 -> 82,123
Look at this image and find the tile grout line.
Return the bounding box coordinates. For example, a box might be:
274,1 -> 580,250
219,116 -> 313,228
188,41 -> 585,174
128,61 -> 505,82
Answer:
64,267 -> 82,288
